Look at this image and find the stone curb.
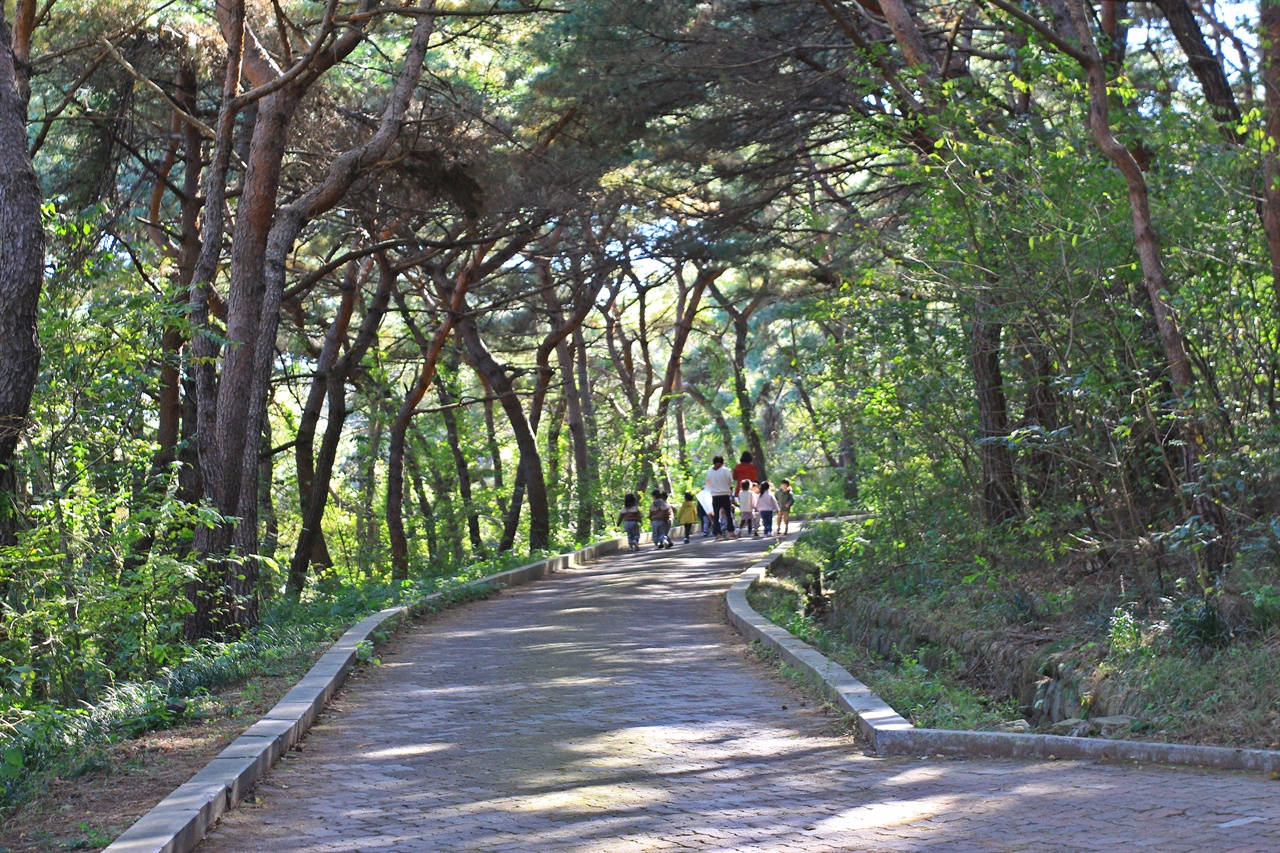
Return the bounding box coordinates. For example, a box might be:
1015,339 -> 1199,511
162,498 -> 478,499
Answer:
102,533 -> 641,853
726,535 -> 1280,775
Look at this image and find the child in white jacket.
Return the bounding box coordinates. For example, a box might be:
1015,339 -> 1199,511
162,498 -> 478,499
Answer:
755,481 -> 781,536
738,479 -> 758,537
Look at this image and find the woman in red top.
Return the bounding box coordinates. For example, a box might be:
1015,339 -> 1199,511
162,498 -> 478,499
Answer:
731,452 -> 759,495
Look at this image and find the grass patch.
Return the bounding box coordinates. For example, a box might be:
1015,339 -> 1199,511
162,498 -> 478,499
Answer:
746,574 -> 1018,731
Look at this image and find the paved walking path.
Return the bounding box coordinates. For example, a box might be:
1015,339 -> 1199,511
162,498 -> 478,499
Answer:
200,537 -> 1280,852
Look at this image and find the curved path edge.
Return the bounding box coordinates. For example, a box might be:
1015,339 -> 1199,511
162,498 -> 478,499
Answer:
102,535 -> 636,853
727,536 -> 1280,775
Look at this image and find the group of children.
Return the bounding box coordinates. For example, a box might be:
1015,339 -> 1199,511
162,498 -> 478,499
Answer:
617,479 -> 795,552
616,490 -> 697,551
731,479 -> 787,538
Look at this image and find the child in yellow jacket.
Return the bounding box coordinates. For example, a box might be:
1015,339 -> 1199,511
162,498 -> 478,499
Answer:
675,492 -> 700,543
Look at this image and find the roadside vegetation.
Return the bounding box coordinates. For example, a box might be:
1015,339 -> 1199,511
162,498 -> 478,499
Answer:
749,540 -> 1020,733
752,522 -> 1280,748
0,557 -> 504,820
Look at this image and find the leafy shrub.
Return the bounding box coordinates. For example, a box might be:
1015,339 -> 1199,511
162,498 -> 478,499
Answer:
1244,585 -> 1280,633
1170,596 -> 1230,648
1108,608 -> 1144,656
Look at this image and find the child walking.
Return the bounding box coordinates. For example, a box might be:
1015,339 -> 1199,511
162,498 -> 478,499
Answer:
777,479 -> 795,535
649,489 -> 673,549
618,493 -> 643,550
738,479 -> 757,537
755,481 -> 780,536
676,492 -> 700,543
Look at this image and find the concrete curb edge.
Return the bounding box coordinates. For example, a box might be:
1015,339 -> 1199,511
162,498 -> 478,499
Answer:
103,533 -> 639,853
725,536 -> 1280,775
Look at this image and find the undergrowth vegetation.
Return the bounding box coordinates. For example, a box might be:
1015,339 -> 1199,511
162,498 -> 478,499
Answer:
770,517 -> 1280,747
0,555 -> 515,816
747,564 -> 1018,731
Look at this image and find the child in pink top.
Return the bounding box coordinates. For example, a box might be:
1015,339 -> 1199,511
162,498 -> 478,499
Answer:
755,481 -> 781,536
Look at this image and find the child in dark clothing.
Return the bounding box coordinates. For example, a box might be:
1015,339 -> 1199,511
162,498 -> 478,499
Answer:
617,493 -> 643,550
648,489 -> 673,549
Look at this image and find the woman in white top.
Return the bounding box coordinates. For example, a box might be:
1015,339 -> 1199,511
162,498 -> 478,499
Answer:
705,455 -> 736,539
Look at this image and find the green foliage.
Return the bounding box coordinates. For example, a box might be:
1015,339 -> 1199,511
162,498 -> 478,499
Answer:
870,647 -> 1019,731
1243,585 -> 1280,634
747,574 -> 1017,730
1169,597 -> 1230,649
1107,608 -> 1146,657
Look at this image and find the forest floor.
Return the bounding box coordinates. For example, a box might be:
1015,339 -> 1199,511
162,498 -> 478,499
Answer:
0,677 -> 294,853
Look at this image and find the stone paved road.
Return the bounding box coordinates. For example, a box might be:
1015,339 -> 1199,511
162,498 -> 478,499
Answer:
200,537 -> 1280,852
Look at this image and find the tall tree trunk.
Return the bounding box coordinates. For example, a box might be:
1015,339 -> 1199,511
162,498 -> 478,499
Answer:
838,419 -> 859,504
185,0 -> 436,638
637,266 -> 722,489
499,465 -> 528,553
258,429 -> 278,569
536,263 -> 600,540
457,311 -> 551,552
0,8 -> 44,547
435,371 -> 484,555
289,372 -> 346,593
1263,2 -> 1280,312
483,392 -> 505,514
287,260 -> 393,592
1057,0 -> 1226,574
708,280 -> 767,482
406,451 -> 438,569
183,0 -> 245,641
1019,334 -> 1059,508
291,263 -> 365,588
573,325 -> 605,534
546,394 -> 565,495
729,313 -> 767,482
357,416 -> 383,565
557,335 -> 592,540
147,61 -> 203,491
674,366 -> 689,480
971,299 -> 1020,523
387,274 -> 469,579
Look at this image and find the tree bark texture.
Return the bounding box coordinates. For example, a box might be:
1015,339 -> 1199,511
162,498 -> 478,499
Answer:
0,12 -> 44,546
970,307 -> 1020,523
456,307 -> 551,552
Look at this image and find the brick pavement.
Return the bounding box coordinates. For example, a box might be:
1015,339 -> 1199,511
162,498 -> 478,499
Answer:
199,537 -> 1280,852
